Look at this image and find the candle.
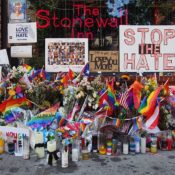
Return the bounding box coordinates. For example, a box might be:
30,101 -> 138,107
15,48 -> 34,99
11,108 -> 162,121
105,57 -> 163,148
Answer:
35,132 -> 45,158
47,140 -> 57,166
123,143 -> 129,155
135,137 -> 140,153
61,147 -> 68,168
72,148 -> 79,162
141,137 -> 146,154
23,137 -> 30,160
151,136 -> 157,154
47,140 -> 56,152
82,149 -> 89,160
0,138 -> 4,154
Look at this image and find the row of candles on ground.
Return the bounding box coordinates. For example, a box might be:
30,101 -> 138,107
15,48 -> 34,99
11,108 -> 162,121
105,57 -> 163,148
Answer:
0,131 -> 174,168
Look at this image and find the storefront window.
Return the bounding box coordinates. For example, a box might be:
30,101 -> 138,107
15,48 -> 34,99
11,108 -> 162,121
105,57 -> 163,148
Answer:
28,0 -> 175,67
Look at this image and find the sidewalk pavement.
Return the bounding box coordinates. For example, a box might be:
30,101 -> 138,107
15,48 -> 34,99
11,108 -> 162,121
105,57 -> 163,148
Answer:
0,151 -> 175,175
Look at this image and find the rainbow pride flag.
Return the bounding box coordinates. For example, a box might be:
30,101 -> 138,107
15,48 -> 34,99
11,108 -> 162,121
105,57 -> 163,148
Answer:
107,87 -> 119,109
23,64 -> 32,73
0,97 -> 31,114
112,118 -> 121,128
131,81 -> 143,110
138,87 -> 162,119
36,103 -> 60,117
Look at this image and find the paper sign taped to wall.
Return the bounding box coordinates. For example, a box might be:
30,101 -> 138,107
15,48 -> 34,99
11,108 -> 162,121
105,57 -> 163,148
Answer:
11,45 -> 32,58
0,49 -> 10,64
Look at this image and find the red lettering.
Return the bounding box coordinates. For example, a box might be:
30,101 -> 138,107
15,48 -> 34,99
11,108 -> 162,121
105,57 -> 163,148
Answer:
136,55 -> 149,70
93,8 -> 99,16
151,29 -> 162,45
36,10 -> 50,29
108,18 -> 118,28
73,4 -> 84,16
52,11 -> 59,28
85,18 -> 94,28
124,29 -> 135,45
96,18 -> 108,28
137,28 -> 149,45
60,18 -> 71,28
163,54 -> 175,70
164,29 -> 175,45
151,54 -> 162,70
124,53 -> 135,70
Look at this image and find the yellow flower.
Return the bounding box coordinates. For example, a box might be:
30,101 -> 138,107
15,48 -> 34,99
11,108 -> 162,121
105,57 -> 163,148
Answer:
121,74 -> 130,81
144,85 -> 149,91
8,89 -> 16,96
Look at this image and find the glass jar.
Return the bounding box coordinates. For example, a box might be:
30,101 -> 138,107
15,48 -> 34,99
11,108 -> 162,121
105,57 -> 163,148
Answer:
150,136 -> 157,154
167,132 -> 173,151
106,139 -> 112,156
129,137 -> 135,155
72,139 -> 79,162
99,133 -> 106,155
0,138 -> 5,154
117,141 -> 122,155
141,137 -> 146,154
161,133 -> 167,151
112,139 -> 117,156
92,133 -> 98,153
61,146 -> 68,168
134,136 -> 140,154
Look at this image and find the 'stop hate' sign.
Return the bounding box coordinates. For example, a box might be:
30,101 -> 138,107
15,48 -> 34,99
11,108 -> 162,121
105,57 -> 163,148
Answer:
120,25 -> 175,72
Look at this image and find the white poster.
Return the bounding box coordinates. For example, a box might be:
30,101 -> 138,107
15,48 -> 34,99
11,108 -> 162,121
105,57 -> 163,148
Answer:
120,25 -> 175,72
11,45 -> 32,58
0,126 -> 30,155
0,49 -> 10,64
8,22 -> 37,43
45,38 -> 88,72
0,66 -> 2,82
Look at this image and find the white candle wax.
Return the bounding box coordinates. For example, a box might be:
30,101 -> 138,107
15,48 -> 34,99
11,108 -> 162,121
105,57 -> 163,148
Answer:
47,140 -> 56,152
141,137 -> 146,154
72,148 -> 79,162
135,142 -> 140,153
35,147 -> 45,158
35,132 -> 45,158
35,132 -> 44,144
123,143 -> 129,155
62,150 -> 68,168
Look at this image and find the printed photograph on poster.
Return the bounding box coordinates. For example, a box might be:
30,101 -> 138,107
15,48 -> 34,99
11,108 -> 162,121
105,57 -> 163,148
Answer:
45,38 -> 88,72
9,0 -> 27,23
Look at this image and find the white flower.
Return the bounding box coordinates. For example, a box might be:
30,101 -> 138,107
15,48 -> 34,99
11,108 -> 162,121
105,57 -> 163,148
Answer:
93,92 -> 97,98
88,103 -> 92,107
80,91 -> 84,97
94,104 -> 98,110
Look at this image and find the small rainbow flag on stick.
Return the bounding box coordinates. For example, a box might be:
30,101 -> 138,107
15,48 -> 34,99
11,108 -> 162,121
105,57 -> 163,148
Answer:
112,118 -> 121,128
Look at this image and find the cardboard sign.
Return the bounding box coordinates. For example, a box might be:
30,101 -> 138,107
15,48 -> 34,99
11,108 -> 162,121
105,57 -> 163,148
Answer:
120,25 -> 175,72
11,45 -> 32,58
0,49 -> 10,64
8,22 -> 37,43
45,38 -> 88,72
89,51 -> 119,73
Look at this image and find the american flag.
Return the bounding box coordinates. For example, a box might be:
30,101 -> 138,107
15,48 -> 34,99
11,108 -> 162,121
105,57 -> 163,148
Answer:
119,87 -> 132,110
